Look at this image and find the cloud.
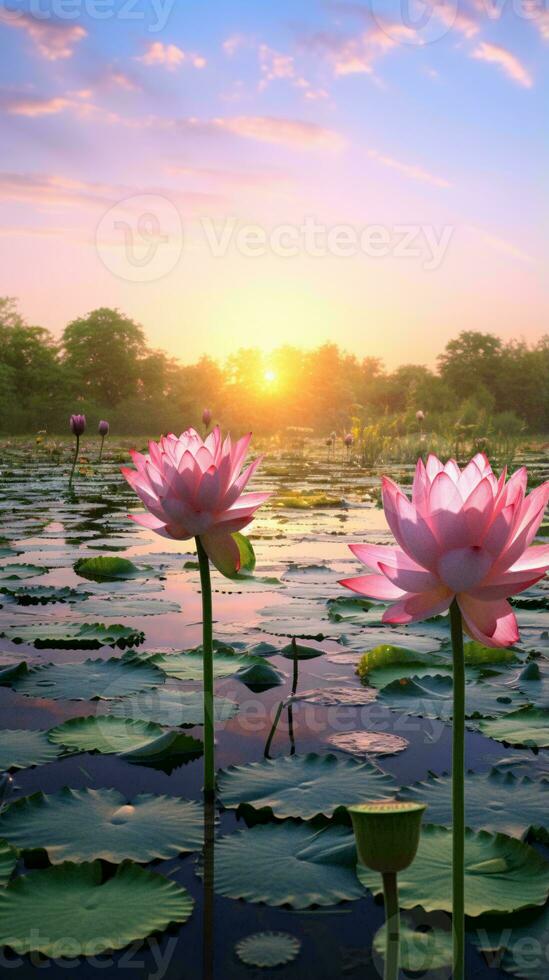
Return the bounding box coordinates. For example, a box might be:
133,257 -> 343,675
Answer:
213,115 -> 344,150
0,9 -> 86,60
468,225 -> 535,263
137,41 -> 206,70
304,25 -> 417,76
368,149 -> 452,188
471,42 -> 533,87
258,44 -> 296,89
166,164 -> 292,190
222,34 -> 249,56
1,94 -> 73,117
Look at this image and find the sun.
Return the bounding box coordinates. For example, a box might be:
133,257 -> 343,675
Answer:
264,369 -> 277,384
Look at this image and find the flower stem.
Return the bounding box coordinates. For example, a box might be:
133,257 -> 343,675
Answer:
196,536 -> 215,799
99,435 -> 105,462
69,435 -> 79,487
450,598 -> 465,980
382,871 -> 400,980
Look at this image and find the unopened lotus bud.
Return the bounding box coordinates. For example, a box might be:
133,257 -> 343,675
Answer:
98,420 -> 109,437
202,408 -> 212,427
348,800 -> 427,874
70,414 -> 86,437
344,433 -> 353,446
416,410 -> 425,422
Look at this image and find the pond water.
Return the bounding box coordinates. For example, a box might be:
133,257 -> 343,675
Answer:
0,440 -> 548,980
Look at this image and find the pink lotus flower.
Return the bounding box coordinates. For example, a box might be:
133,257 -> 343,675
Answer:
122,427 -> 269,574
341,453 -> 549,647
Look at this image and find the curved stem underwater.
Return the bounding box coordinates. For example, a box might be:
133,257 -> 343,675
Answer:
196,536 -> 215,799
450,599 -> 465,980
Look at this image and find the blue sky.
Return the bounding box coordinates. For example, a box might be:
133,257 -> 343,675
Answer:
0,0 -> 547,365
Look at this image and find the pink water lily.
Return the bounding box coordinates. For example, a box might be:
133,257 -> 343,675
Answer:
341,453 -> 549,647
122,426 -> 269,575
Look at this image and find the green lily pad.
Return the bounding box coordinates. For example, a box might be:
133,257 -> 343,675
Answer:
0,861 -> 194,957
120,731 -> 203,766
217,753 -> 398,820
0,731 -> 61,772
234,661 -> 286,690
2,622 -> 145,650
12,658 -> 165,701
148,650 -> 254,682
107,688 -> 238,727
356,645 -> 447,687
280,640 -> 324,661
214,822 -> 364,908
474,706 -> 549,747
0,585 -> 87,605
235,931 -> 301,968
48,717 -> 164,755
0,661 -> 28,686
0,840 -> 17,887
327,596 -> 374,622
373,919 -> 453,973
82,597 -> 181,618
378,674 -> 524,721
0,564 -> 48,581
74,556 -> 146,581
399,769 -> 549,841
328,731 -> 409,757
462,641 -> 519,666
0,788 -> 203,863
357,825 -> 549,916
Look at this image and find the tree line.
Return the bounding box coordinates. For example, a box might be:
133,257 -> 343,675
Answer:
1,297 -> 548,437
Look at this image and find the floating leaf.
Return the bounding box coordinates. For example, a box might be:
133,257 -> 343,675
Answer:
0,661 -> 28,686
234,661 -> 285,691
82,597 -> 181,617
474,706 -> 549,748
0,788 -> 203,863
217,753 -> 398,820
0,731 -> 61,772
13,658 -> 164,701
293,686 -> 377,707
475,904 -> 549,979
357,825 -> 549,916
0,585 -> 86,605
378,673 -> 524,721
373,919 -> 453,973
48,717 -> 164,755
399,770 -> 549,841
0,861 -> 194,957
107,688 -> 238,727
120,731 -> 203,767
2,621 -> 145,650
235,931 -> 301,968
148,650 -> 253,682
327,596 -> 373,622
214,822 -> 364,908
280,640 -> 324,661
0,840 -> 17,887
74,555 -> 146,581
356,645 -> 447,687
328,731 -> 408,757
0,564 -> 47,581
462,641 -> 519,666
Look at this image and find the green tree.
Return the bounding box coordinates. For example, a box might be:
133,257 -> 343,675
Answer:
61,308 -> 145,407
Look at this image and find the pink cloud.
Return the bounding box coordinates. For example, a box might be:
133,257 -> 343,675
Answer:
0,10 -> 86,60
137,41 -> 206,70
213,115 -> 344,150
368,149 -> 452,188
472,42 -> 533,87
304,25 -> 417,77
2,95 -> 73,117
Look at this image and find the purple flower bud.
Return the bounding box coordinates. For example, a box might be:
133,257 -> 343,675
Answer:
98,420 -> 110,437
202,408 -> 212,426
344,433 -> 353,446
70,414 -> 86,437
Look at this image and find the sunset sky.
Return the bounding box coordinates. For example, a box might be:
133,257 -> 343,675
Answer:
0,0 -> 547,367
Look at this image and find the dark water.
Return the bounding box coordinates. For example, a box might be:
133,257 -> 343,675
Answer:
1,440 -> 547,979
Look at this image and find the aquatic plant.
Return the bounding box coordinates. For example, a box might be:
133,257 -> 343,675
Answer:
122,426 -> 269,796
98,420 -> 109,461
341,452 -> 549,979
68,413 -> 85,486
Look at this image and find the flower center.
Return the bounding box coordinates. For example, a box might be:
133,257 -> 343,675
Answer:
438,546 -> 492,593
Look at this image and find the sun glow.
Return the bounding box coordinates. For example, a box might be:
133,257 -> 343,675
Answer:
264,369 -> 277,384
